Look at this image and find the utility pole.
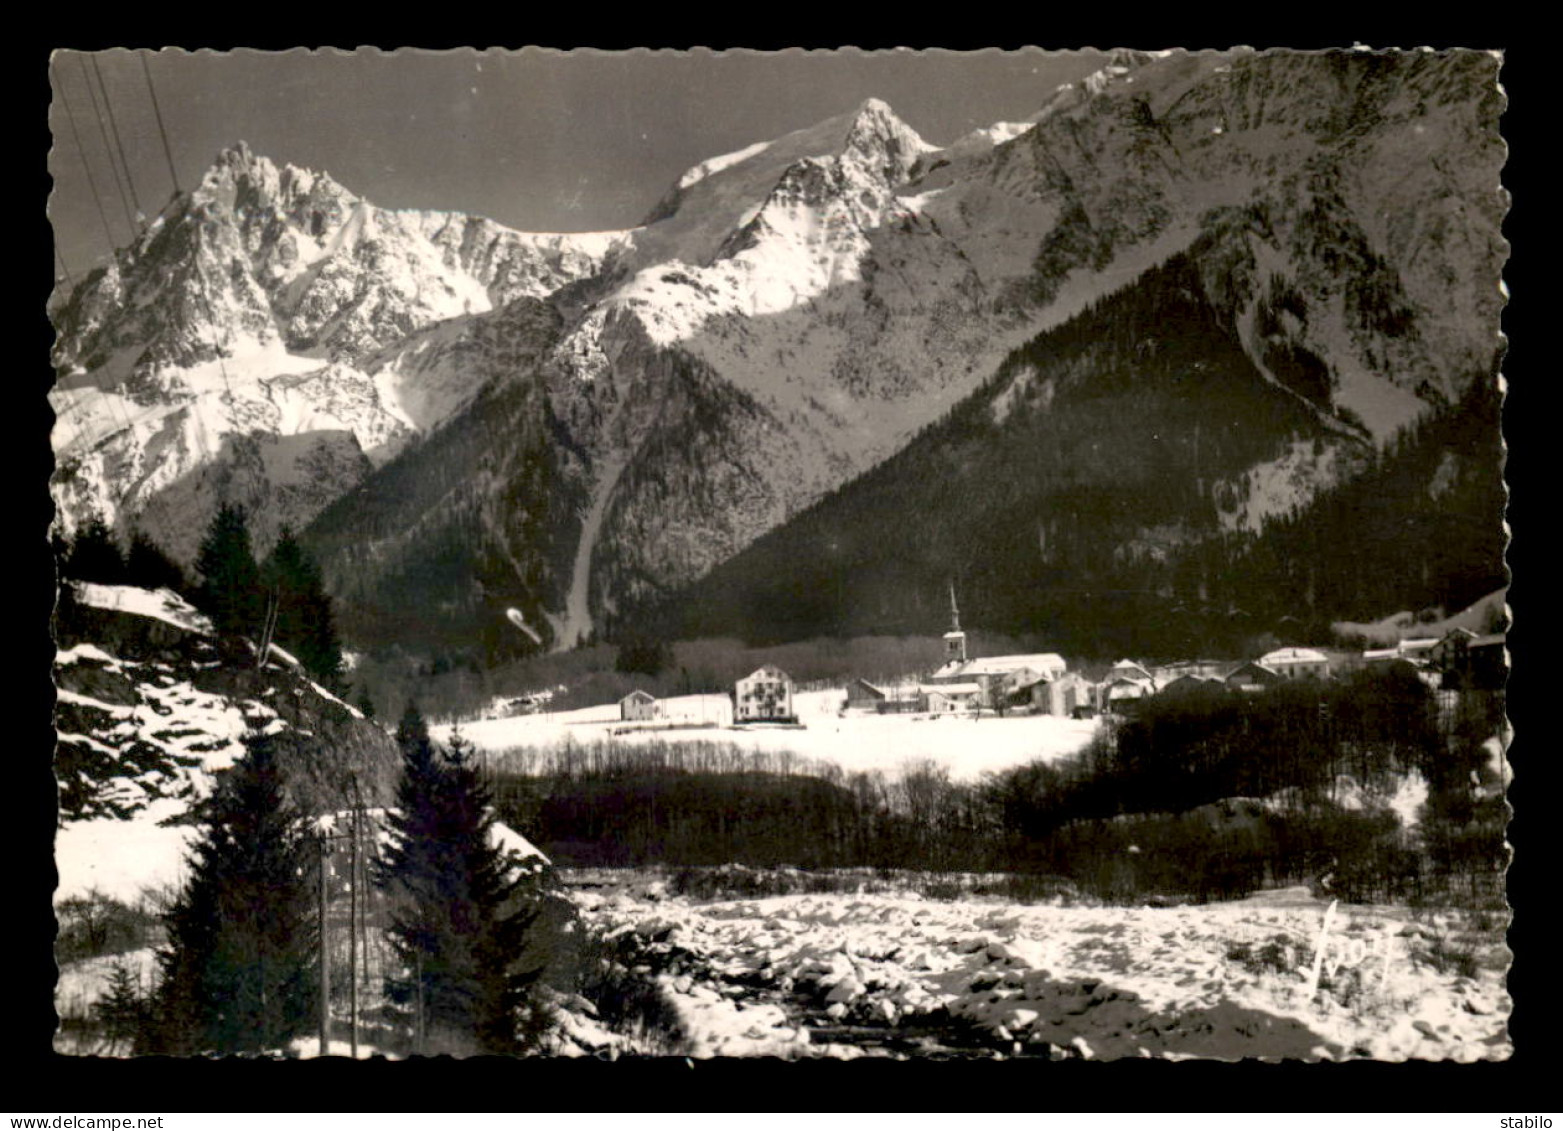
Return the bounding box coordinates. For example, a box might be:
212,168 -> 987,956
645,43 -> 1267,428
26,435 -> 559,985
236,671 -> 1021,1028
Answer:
357,790 -> 371,1056
317,831 -> 331,1056
349,806 -> 359,1060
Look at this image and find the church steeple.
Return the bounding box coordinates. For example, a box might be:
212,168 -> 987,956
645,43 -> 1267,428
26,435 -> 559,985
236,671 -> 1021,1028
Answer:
942,581 -> 967,664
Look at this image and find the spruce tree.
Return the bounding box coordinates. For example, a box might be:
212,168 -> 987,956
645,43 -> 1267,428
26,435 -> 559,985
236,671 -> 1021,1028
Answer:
375,703 -> 546,1055
192,503 -> 263,644
262,526 -> 346,690
125,530 -> 188,593
96,960 -> 151,1056
65,518 -> 127,584
149,730 -> 318,1055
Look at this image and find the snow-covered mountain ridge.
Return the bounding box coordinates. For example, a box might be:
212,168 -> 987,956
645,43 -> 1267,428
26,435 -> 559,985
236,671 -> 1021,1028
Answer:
51,49 -> 1505,656
50,142 -> 632,560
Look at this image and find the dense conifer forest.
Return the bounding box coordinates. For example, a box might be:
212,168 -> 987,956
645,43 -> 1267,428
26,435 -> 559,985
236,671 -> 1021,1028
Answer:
648,251 -> 1505,659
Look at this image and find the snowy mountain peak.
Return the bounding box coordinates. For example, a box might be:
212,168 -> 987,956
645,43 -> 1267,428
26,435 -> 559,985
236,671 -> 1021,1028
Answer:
195,142 -> 343,210
212,137 -> 259,171
841,98 -> 934,185
49,141 -> 633,561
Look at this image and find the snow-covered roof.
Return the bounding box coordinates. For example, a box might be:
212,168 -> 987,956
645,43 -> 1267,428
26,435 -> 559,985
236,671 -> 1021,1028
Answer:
1227,661 -> 1281,680
963,653 -> 1066,675
739,665 -> 791,683
1259,647 -> 1329,665
934,654 -> 1066,681
620,689 -> 656,703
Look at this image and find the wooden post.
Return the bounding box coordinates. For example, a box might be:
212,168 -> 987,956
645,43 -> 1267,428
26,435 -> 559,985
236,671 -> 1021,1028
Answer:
318,832 -> 330,1057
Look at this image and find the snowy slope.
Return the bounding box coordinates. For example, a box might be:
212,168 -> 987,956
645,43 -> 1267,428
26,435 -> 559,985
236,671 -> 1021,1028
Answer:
53,581 -> 397,905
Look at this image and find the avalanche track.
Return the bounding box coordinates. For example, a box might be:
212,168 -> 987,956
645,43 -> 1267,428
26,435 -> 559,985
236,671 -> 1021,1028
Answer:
553,453 -> 628,651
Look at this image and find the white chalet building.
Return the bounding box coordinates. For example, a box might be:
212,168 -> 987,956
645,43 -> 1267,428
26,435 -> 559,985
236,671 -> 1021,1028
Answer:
734,665 -> 796,723
619,689 -> 658,721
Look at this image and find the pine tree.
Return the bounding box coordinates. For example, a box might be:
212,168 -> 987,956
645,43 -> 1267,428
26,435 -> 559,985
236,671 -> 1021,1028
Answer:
65,518 -> 127,584
375,703 -> 547,1055
192,504 -> 263,645
148,730 -> 318,1055
262,526 -> 345,690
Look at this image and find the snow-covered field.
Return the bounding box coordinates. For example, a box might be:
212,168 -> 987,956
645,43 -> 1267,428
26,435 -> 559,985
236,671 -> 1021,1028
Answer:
54,799 -> 199,906
438,690 -> 1100,781
568,872 -> 1512,1061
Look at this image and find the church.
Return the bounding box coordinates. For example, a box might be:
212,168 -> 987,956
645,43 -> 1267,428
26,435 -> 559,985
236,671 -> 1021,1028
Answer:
924,585 -> 1069,710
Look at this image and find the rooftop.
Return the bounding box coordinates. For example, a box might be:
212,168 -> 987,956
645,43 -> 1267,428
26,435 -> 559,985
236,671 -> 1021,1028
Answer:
1259,647 -> 1329,665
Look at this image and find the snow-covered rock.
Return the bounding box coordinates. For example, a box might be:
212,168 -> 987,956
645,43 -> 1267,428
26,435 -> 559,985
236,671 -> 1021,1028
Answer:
571,874 -> 1512,1061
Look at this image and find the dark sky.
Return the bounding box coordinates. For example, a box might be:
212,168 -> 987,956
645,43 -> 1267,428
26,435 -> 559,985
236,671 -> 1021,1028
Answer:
48,47 -> 1108,278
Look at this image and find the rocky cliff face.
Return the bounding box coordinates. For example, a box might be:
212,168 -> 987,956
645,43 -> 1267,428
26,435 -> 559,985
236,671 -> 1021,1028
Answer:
49,142 -> 631,561
51,49 -> 1506,657
53,582 -> 399,824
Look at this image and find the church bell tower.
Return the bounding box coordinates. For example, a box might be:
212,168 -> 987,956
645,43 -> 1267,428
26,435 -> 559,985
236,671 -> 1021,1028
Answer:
942,581 -> 967,665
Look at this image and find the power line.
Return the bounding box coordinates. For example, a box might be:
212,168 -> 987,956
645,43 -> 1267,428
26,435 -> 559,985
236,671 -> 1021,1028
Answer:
43,66 -> 138,452
77,54 -> 135,239
140,51 -> 181,199
50,57 -> 156,539
67,54 -> 151,454
51,60 -> 118,257
92,54 -> 144,225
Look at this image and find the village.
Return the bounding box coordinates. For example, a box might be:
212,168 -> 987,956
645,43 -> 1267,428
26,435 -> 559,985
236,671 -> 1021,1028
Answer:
602,591 -> 1507,732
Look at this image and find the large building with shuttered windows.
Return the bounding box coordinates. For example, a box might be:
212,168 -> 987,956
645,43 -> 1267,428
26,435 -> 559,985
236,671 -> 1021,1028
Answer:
734,665 -> 796,723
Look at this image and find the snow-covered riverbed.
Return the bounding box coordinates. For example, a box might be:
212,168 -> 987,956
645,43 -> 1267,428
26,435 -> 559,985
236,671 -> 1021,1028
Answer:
567,872 -> 1511,1061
